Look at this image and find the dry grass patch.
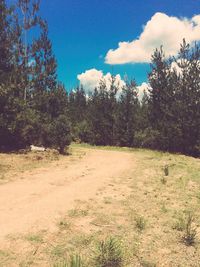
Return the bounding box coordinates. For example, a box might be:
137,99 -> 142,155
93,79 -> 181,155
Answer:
0,149 -> 61,183
0,145 -> 200,266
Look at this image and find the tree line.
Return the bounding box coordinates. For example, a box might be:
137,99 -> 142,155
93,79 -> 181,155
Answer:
0,0 -> 199,156
68,40 -> 200,157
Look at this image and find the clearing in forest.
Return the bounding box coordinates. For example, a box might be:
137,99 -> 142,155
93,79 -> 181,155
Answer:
0,144 -> 199,267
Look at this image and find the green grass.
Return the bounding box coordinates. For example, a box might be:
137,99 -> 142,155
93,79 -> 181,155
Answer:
25,233 -> 44,243
51,244 -> 68,259
53,255 -> 83,267
71,142 -> 151,154
92,237 -> 123,267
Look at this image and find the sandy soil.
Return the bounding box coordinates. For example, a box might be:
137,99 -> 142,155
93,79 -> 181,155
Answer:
0,148 -> 133,243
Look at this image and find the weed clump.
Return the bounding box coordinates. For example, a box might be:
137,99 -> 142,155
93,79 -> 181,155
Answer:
182,212 -> 197,246
173,211 -> 197,246
93,237 -> 123,267
172,213 -> 186,231
160,165 -> 169,184
163,165 -> 169,176
135,216 -> 146,232
54,254 -> 82,267
160,176 -> 167,184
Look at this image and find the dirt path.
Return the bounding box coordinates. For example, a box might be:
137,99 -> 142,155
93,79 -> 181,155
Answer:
0,148 -> 134,242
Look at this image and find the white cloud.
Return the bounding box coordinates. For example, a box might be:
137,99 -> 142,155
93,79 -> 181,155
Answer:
77,68 -> 126,93
77,69 -> 150,101
137,82 -> 150,101
105,12 -> 200,64
77,69 -> 103,92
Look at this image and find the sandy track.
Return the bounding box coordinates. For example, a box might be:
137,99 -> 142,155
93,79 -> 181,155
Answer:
0,148 -> 133,241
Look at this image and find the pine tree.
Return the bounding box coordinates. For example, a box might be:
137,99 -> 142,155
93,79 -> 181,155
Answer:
148,40 -> 200,156
68,86 -> 86,125
148,46 -> 177,151
17,0 -> 40,101
0,0 -> 71,152
0,0 -> 23,150
116,80 -> 139,147
107,75 -> 119,145
0,0 -> 14,85
31,20 -> 57,115
175,41 -> 200,156
87,86 -> 106,145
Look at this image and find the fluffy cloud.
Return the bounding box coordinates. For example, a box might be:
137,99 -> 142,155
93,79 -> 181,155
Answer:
105,12 -> 200,64
77,68 -> 126,93
137,82 -> 150,101
77,68 -> 150,101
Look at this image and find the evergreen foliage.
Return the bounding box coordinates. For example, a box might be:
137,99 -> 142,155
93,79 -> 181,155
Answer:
67,40 -> 199,157
0,1 -> 199,157
0,0 -> 71,153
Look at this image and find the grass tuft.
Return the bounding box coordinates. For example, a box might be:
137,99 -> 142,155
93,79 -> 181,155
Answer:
135,215 -> 147,232
92,237 -> 123,267
182,212 -> 197,246
163,165 -> 169,176
53,254 -> 82,267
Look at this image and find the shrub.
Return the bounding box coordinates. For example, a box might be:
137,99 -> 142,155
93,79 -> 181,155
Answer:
134,128 -> 161,149
47,115 -> 71,154
73,120 -> 91,143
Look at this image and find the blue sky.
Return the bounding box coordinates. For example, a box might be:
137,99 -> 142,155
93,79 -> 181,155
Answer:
36,1 -> 199,89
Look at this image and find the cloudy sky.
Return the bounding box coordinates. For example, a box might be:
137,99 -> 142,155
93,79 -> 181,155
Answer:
38,0 -> 200,91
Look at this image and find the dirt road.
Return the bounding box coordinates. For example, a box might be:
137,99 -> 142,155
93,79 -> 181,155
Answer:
0,148 -> 133,241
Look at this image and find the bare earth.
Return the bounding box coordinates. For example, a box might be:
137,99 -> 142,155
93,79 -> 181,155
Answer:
0,146 -> 200,266
0,148 -> 133,242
